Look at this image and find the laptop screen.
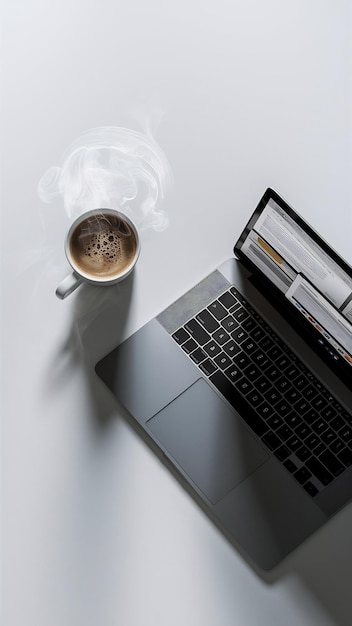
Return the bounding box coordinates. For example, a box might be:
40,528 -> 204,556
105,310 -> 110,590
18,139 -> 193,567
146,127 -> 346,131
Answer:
234,188 -> 352,381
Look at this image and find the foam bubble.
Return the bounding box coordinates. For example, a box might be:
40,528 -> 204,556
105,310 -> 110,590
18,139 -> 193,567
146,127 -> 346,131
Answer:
85,229 -> 122,264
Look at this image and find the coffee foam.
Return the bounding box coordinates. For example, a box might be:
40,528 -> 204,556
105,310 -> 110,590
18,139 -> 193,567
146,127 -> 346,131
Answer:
69,213 -> 137,279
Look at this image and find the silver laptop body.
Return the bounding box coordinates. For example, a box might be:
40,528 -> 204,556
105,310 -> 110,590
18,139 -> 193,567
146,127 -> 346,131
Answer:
96,188 -> 352,570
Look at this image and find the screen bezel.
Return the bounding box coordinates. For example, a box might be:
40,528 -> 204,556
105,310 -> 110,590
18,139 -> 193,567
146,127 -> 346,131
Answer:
234,187 -> 352,388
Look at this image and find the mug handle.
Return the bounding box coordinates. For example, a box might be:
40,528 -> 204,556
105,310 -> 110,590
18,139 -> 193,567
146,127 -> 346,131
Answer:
56,272 -> 83,299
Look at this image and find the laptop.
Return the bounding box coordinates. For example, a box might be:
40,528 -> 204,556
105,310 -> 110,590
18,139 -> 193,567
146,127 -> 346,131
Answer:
95,188 -> 352,570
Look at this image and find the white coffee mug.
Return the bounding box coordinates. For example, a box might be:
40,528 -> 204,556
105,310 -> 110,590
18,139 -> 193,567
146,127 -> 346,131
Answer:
56,208 -> 141,299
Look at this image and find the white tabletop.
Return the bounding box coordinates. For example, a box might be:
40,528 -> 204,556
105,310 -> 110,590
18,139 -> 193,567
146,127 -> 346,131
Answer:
2,1 -> 352,625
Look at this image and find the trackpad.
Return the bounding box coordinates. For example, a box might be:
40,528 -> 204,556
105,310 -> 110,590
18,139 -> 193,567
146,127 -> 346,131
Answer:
147,379 -> 268,504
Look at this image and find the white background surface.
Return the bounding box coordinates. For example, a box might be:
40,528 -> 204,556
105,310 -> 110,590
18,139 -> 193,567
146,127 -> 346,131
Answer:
1,1 -> 352,625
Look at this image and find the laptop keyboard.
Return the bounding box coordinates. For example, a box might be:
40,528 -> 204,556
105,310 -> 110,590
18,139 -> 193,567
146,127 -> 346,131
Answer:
171,286 -> 352,498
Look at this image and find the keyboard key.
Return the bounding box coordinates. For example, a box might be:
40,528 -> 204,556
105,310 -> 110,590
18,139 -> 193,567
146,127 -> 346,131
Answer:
329,415 -> 345,432
284,388 -> 302,403
275,376 -> 292,393
229,304 -> 242,315
305,433 -> 321,450
283,458 -> 297,473
257,402 -> 274,420
235,378 -> 254,395
274,445 -> 290,462
218,291 -> 238,309
232,352 -> 251,369
251,350 -> 271,369
185,319 -> 211,345
275,399 -> 293,417
190,347 -> 207,364
265,365 -> 281,382
267,345 -> 283,361
267,414 -> 284,430
172,327 -> 190,344
321,406 -> 338,422
212,328 -> 230,345
182,338 -> 198,354
255,376 -> 272,394
199,359 -> 218,376
285,365 -> 300,380
231,327 -> 248,344
207,300 -> 228,320
342,409 -> 352,426
214,352 -> 232,370
339,425 -> 352,442
264,388 -> 282,405
196,309 -> 220,332
305,370 -> 317,383
319,449 -> 344,477
311,418 -> 328,436
241,338 -> 258,355
241,316 -> 257,332
294,423 -> 312,440
284,411 -> 302,429
304,408 -> 320,425
276,355 -> 291,370
262,431 -> 281,451
296,445 -> 311,462
320,428 -> 337,446
204,340 -> 222,358
338,448 -> 352,467
287,435 -> 302,452
224,364 -> 243,382
331,399 -> 344,412
294,375 -> 309,390
223,340 -> 241,358
230,286 -> 241,299
329,438 -> 345,454
259,335 -> 275,351
246,390 -> 264,408
302,384 -> 318,401
244,363 -> 261,382
294,398 -> 310,414
311,395 -> 328,412
306,457 -> 333,486
294,466 -> 312,485
277,424 -> 294,441
250,326 -> 266,342
221,315 -> 239,332
313,442 -> 327,457
304,481 -> 319,497
232,307 -> 249,323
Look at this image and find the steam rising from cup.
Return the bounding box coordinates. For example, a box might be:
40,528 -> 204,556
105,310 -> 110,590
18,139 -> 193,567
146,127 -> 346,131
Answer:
38,126 -> 172,231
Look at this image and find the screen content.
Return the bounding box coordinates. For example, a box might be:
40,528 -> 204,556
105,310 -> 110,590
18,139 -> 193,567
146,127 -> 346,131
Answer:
240,198 -> 352,367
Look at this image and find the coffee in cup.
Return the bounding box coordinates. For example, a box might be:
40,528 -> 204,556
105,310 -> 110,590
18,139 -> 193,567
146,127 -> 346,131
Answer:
56,209 -> 140,299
